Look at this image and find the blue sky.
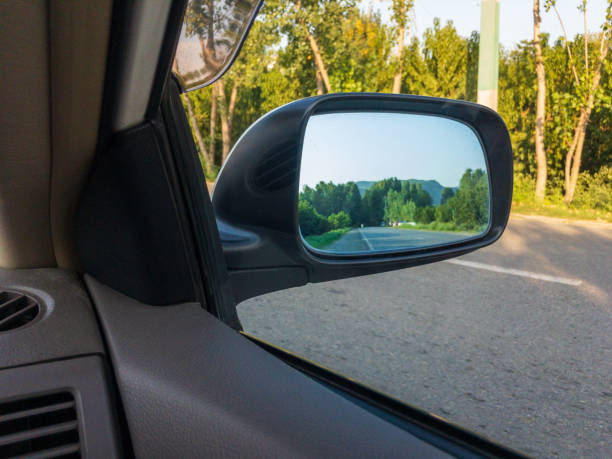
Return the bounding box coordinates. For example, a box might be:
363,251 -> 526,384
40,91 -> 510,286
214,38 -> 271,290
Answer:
299,112 -> 487,189
364,0 -> 609,49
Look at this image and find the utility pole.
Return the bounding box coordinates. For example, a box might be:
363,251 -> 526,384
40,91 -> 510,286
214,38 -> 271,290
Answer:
477,0 -> 500,110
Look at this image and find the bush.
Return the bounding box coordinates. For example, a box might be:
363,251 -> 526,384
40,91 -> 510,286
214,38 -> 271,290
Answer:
573,166 -> 612,212
298,200 -> 328,236
327,211 -> 352,229
434,203 -> 453,222
415,206 -> 435,224
513,173 -> 535,203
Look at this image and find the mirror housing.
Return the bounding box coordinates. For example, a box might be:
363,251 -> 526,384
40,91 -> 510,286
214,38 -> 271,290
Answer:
213,94 -> 513,303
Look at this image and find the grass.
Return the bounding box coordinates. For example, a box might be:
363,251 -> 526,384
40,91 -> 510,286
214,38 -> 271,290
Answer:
511,201 -> 612,222
397,222 -> 481,233
304,227 -> 352,249
512,172 -> 612,222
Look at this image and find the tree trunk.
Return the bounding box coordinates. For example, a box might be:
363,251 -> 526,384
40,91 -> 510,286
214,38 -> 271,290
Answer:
228,79 -> 239,135
563,111 -> 584,193
199,35 -> 220,70
392,3 -> 406,94
200,0 -> 221,69
209,83 -> 217,165
565,112 -> 589,203
216,78 -> 232,164
174,59 -> 210,171
315,70 -> 324,95
296,0 -> 331,93
184,93 -> 210,169
564,33 -> 609,203
305,29 -> 331,92
533,0 -> 547,201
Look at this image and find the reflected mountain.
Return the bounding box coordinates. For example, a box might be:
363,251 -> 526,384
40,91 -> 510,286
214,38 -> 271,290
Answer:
355,179 -> 458,205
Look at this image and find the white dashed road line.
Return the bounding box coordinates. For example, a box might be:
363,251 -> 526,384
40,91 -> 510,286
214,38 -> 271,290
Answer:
358,229 -> 375,251
444,259 -> 583,286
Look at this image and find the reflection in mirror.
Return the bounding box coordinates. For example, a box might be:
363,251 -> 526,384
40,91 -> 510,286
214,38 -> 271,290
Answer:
299,112 -> 489,254
174,0 -> 261,90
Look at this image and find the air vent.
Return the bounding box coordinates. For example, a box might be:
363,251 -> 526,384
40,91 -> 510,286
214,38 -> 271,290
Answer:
0,290 -> 40,332
253,141 -> 298,191
0,392 -> 81,458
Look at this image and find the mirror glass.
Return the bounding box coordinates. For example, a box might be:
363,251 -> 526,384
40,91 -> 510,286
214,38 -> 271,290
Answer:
298,112 -> 489,254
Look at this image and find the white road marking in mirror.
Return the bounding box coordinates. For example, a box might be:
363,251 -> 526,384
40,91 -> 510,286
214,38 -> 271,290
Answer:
358,229 -> 374,251
445,259 -> 583,286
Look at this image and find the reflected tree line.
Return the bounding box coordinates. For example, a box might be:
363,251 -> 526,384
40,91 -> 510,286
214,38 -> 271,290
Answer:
299,169 -> 489,237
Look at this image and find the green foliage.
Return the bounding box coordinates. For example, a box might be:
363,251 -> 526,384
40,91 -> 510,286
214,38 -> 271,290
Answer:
305,227 -> 352,249
398,221 -> 477,233
512,173 -> 536,203
402,19 -> 469,98
498,31 -> 612,181
446,169 -> 489,229
328,211 -> 352,229
435,203 -> 453,222
182,1 -> 610,219
299,168 -> 489,236
298,200 -> 328,236
415,206 -> 436,224
301,181 -> 362,221
441,187 -> 455,204
573,166 -> 612,212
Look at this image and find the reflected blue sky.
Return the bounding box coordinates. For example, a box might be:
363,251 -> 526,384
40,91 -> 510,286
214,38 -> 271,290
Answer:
300,112 -> 487,189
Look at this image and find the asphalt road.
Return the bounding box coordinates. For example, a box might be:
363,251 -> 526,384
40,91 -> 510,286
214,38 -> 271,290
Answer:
324,226 -> 473,252
238,215 -> 612,458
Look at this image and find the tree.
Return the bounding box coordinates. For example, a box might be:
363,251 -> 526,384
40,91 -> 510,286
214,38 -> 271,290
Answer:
298,200 -> 329,235
332,9 -> 392,92
533,0 -> 548,200
296,0 -> 331,92
181,1 -> 610,209
266,0 -> 356,94
415,206 -> 435,223
216,78 -> 234,163
447,169 -> 489,229
209,84 -> 218,165
383,189 -> 404,222
546,0 -> 612,202
441,187 -> 455,204
391,0 -> 414,93
174,59 -> 212,172
403,19 -> 469,99
435,203 -> 453,222
328,211 -> 352,229
344,182 -> 363,225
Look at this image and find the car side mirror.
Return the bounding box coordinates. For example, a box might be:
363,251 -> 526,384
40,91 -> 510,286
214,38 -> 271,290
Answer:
212,94 -> 513,303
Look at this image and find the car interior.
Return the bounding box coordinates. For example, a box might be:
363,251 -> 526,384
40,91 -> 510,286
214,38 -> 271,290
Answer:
0,1 -> 523,457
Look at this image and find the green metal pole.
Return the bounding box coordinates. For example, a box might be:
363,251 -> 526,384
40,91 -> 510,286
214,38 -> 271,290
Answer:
477,0 -> 500,110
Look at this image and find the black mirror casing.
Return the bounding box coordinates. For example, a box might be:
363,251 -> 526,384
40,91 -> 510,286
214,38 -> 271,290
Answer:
212,94 -> 513,303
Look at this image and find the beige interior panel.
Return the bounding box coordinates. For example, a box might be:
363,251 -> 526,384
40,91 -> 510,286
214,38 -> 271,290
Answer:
0,0 -> 55,268
49,0 -> 112,269
113,0 -> 171,131
0,0 -> 111,269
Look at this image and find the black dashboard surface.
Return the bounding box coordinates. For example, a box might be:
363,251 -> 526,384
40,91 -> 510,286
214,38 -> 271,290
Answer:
87,274 -> 451,458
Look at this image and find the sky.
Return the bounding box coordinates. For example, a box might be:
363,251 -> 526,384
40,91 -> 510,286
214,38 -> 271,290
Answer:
364,0 -> 609,49
299,112 -> 487,189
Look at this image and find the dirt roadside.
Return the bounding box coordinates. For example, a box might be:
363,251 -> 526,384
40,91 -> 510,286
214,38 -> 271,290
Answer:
510,212 -> 612,229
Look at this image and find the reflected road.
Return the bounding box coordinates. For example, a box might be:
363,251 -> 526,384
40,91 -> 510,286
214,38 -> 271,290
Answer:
326,227 -> 473,252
